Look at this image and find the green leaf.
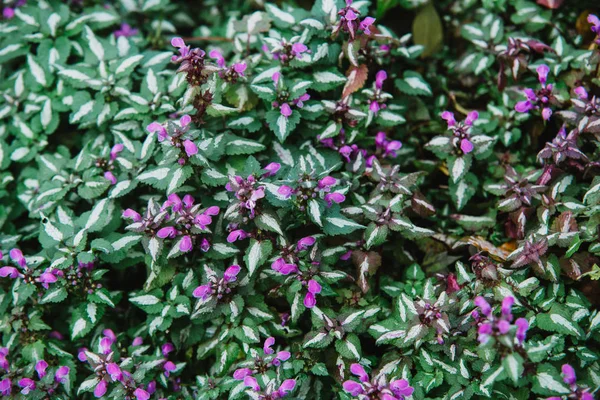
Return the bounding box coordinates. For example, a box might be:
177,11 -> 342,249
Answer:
244,239 -> 273,276
412,2 -> 443,57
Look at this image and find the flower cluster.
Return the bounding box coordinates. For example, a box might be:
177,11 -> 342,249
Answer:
473,296 -> 529,346
343,364 -> 414,399
515,64 -> 556,121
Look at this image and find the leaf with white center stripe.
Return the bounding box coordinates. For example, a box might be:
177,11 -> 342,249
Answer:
448,155 -> 471,183
313,70 -> 346,91
265,3 -> 295,27
244,239 -> 273,276
84,25 -> 104,61
27,55 -> 47,86
115,54 -> 144,76
395,71 -> 432,96
502,353 -> 524,384
323,215 -> 365,236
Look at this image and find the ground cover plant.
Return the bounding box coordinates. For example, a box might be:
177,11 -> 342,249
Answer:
0,0 -> 599,398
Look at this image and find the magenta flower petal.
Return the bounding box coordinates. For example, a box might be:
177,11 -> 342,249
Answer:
18,378 -> 35,395
244,376 -> 260,391
233,368 -> 253,380
562,364 -> 576,385
104,171 -> 117,185
307,279 -> 321,294
55,366 -> 70,383
156,227 -> 177,239
297,236 -> 316,251
278,185 -> 294,198
574,86 -> 588,100
375,70 -> 387,89
350,363 -> 369,382
134,388 -> 150,400
224,265 -> 241,282
263,337 -> 275,354
183,140 -> 198,157
179,235 -> 193,252
122,209 -> 142,222
542,107 -> 552,121
35,360 -> 48,379
0,267 -> 19,278
536,64 -> 550,85
192,284 -> 212,300
94,380 -> 108,398
280,103 -> 292,117
515,101 -> 532,113
441,111 -> 456,127
303,292 -> 316,308
474,296 -> 491,316
342,380 -> 364,396
278,379 -> 296,395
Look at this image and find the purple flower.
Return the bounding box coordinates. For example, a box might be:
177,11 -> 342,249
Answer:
574,86 -> 588,100
291,43 -> 308,57
10,249 -> 26,267
477,322 -> 493,343
272,258 -> 298,275
114,23 -> 138,38
104,171 -> 117,185
278,185 -> 294,198
501,296 -> 514,318
147,121 -> 168,141
110,144 -> 124,161
318,176 -> 337,190
515,101 -> 534,113
464,110 -> 479,126
183,140 -> 198,157
441,111 -> 456,127
94,380 -> 108,398
0,378 -> 11,396
233,63 -> 247,75
272,72 -> 281,85
562,364 -> 576,385
107,362 -> 122,382
515,318 -> 529,344
163,360 -> 176,376
324,192 -> 346,207
296,236 -> 316,251
162,343 -> 175,356
224,265 -> 241,282
18,378 -> 35,395
171,37 -> 190,59
209,49 -> 226,68
280,103 -> 292,117
343,380 -> 364,396
55,366 -> 70,383
0,266 -> 19,278
390,379 -> 414,397
278,379 -> 296,396
179,235 -> 193,252
590,14 -> 600,31
156,227 -> 177,239
192,285 -> 212,300
294,93 -> 310,108
227,229 -> 249,243
474,296 -> 491,316
122,209 -> 142,222
375,70 -> 387,90
233,368 -> 253,380
359,16 -> 375,35
35,359 -> 48,379
350,364 -> 369,382
497,319 -> 511,334
3,8 -> 15,19
542,107 -> 552,121
131,336 -> 144,347
537,64 -> 550,85
134,388 -> 150,400
244,376 -> 260,391
263,162 -> 281,177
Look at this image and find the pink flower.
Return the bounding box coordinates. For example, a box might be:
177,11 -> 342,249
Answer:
110,143 -> 124,161
179,235 -> 193,252
263,162 -> 281,177
104,171 -> 117,185
297,236 -> 316,251
18,378 -> 35,395
157,227 -> 177,239
501,296 -> 514,317
474,296 -> 491,316
318,176 -> 337,190
574,86 -> 588,100
134,388 -> 150,400
163,361 -> 176,376
244,376 -> 260,391
304,292 -> 317,308
183,140 -> 198,157
390,379 -> 414,397
536,64 -> 550,85
147,121 -> 168,141
55,366 -> 70,383
0,378 -> 10,396
350,363 -> 369,382
464,111 -> 479,126
35,360 -> 48,379
562,364 -> 576,385
263,337 -> 276,354
343,380 -> 364,396
132,337 -> 143,346
291,43 -> 308,57
272,258 -> 298,275
233,63 -> 247,75
107,363 -> 122,382
460,139 -> 474,154
227,229 -> 249,243
114,23 -> 138,38
233,368 -> 253,380
324,192 -> 346,207
278,379 -> 296,396
94,380 -> 108,398
542,107 -> 552,121
171,37 -> 190,59
589,14 -> 600,33
272,72 -> 281,85
209,50 -> 225,67
10,249 -> 26,267
224,265 -> 241,282
278,185 -> 294,198
280,103 -> 292,117
193,285 -> 212,300
441,111 -> 456,127
162,343 -> 175,356
0,267 -> 19,278
375,70 -> 387,90
515,318 -> 529,344
515,101 -> 533,113
122,209 -> 142,222
359,16 -> 375,35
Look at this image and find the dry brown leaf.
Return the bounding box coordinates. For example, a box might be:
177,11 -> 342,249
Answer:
342,64 -> 369,99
